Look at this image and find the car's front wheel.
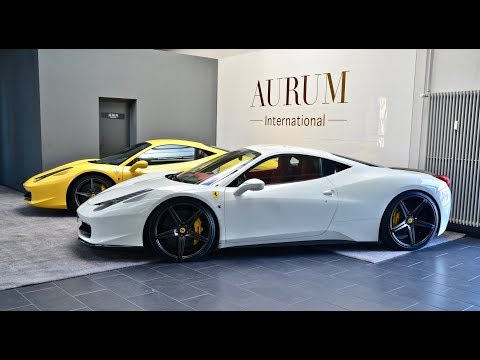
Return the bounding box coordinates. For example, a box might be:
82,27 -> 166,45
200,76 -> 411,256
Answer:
68,174 -> 114,211
380,190 -> 439,251
146,198 -> 217,261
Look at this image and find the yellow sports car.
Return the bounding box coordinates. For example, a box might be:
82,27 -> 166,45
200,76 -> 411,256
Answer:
23,139 -> 226,210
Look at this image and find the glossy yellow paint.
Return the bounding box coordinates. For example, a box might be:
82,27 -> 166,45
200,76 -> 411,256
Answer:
23,139 -> 226,209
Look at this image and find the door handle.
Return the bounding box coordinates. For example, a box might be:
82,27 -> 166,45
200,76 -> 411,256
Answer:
323,189 -> 335,197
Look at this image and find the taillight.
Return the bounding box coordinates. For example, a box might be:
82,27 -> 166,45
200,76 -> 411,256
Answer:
434,175 -> 450,187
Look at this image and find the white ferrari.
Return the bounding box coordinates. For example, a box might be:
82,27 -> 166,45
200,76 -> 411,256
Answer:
77,145 -> 452,261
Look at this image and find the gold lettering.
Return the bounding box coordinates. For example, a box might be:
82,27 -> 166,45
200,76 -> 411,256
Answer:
323,71 -> 349,104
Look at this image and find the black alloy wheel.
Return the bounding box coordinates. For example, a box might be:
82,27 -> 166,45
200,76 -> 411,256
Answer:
147,199 -> 217,261
69,175 -> 113,210
380,191 -> 439,250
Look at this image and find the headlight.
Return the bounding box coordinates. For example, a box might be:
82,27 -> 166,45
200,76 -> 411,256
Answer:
34,167 -> 73,182
93,189 -> 153,211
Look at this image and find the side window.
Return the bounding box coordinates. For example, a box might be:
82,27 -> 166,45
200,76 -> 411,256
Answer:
133,145 -> 195,165
232,154 -> 323,186
195,148 -> 215,159
322,158 -> 350,176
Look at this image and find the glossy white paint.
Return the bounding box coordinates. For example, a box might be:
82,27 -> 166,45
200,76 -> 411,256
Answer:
217,49 -> 417,168
77,145 -> 451,249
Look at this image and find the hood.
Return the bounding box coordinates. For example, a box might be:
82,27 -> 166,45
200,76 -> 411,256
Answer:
29,159 -> 98,179
86,171 -> 197,205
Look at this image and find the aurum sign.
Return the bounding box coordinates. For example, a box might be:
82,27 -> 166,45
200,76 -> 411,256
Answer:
250,71 -> 349,127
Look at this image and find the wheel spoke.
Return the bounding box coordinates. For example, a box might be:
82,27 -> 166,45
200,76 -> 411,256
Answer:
155,229 -> 176,239
391,220 -> 408,232
407,225 -> 416,245
178,236 -> 186,259
186,209 -> 202,226
187,232 -> 209,244
397,201 -> 409,218
76,192 -> 91,198
415,219 -> 435,229
168,207 -> 182,225
412,199 -> 427,217
90,178 -> 95,192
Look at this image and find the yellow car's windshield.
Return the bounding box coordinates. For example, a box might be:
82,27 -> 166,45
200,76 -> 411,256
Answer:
93,142 -> 151,165
176,148 -> 261,185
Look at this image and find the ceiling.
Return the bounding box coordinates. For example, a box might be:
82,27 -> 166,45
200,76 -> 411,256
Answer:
160,49 -> 262,59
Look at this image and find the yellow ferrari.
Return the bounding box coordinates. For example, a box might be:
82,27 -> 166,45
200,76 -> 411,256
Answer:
23,139 -> 226,210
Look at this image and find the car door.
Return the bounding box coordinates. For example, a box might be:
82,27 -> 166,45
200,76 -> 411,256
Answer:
223,154 -> 339,246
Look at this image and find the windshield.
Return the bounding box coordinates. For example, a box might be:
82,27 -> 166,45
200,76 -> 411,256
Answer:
176,148 -> 261,184
93,142 -> 151,165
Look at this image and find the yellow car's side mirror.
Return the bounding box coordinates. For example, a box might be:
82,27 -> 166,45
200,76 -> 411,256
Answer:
130,160 -> 148,173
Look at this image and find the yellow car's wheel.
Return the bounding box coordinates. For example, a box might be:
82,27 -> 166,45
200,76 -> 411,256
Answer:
146,198 -> 217,261
68,174 -> 114,210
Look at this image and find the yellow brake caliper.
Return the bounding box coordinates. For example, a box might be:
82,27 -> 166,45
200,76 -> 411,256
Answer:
193,218 -> 203,245
392,208 -> 400,227
101,185 -> 106,191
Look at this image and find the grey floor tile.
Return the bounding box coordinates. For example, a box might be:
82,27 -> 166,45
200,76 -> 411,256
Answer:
180,259 -> 218,271
333,271 -> 401,292
288,297 -> 347,311
87,270 -> 121,280
286,269 -> 355,290
390,286 -> 472,311
129,292 -> 194,311
235,295 -> 290,311
76,290 -> 142,311
441,288 -> 480,307
16,282 -> 57,294
145,276 -> 183,289
22,287 -> 85,311
73,307 -> 92,311
8,304 -> 39,311
464,305 -> 480,311
93,274 -> 154,298
197,265 -> 258,285
402,303 -> 443,311
190,278 -> 257,304
55,276 -> 105,296
144,276 -> 206,300
298,262 -> 345,276
118,265 -> 165,282
211,258 -> 265,272
0,289 -> 31,310
182,294 -> 245,311
157,283 -> 206,301
241,280 -> 311,305
241,266 -> 300,286
153,264 -> 212,283
346,299 -> 406,311
301,251 -> 346,263
338,284 -> 417,310
254,259 -> 306,274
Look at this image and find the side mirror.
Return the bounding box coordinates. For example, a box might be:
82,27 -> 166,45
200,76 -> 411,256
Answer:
234,178 -> 265,196
130,160 -> 148,173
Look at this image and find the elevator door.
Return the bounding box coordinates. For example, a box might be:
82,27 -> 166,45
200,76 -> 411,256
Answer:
99,99 -> 130,158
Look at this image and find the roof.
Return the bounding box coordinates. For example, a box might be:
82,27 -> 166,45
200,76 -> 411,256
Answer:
145,139 -> 207,147
245,144 -> 331,157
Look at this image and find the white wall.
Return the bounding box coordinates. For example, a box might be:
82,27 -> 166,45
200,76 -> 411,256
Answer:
430,49 -> 480,92
217,49 -> 417,167
38,49 -> 218,170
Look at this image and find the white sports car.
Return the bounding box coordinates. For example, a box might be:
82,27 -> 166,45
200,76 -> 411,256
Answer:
77,145 -> 452,261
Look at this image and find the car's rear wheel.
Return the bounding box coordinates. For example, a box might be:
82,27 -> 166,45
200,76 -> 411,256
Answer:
146,198 -> 217,261
380,191 -> 439,251
68,174 -> 114,210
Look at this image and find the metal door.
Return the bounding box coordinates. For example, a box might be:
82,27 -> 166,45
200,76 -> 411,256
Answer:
99,100 -> 130,157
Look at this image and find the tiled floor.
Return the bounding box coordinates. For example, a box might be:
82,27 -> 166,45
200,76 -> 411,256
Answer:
3,236 -> 480,311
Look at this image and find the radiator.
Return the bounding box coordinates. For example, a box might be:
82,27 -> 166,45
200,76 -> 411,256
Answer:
425,91 -> 480,227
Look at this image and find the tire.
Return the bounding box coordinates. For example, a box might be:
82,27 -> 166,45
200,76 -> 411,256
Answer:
379,190 -> 439,251
68,174 -> 114,211
146,198 -> 217,262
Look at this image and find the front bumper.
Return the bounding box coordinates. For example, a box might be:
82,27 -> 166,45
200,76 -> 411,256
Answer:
77,196 -> 159,247
23,177 -> 71,209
